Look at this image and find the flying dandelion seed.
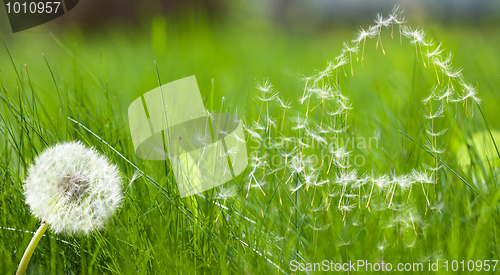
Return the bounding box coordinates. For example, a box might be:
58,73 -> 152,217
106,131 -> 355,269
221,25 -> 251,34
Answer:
309,222 -> 332,231
214,185 -> 239,200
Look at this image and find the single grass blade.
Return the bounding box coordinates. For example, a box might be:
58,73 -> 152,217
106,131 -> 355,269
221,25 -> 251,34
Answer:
49,33 -> 105,92
42,53 -> 65,108
398,130 -> 487,201
476,103 -> 500,161
0,32 -> 24,91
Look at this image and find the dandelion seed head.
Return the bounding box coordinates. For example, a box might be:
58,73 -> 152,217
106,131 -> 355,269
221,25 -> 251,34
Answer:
24,141 -> 123,235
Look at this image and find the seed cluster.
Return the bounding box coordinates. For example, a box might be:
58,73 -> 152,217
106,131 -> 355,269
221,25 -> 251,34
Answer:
221,6 -> 479,232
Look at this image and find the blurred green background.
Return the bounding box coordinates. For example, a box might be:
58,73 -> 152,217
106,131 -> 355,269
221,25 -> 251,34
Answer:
1,0 -> 499,115
1,0 -> 499,163
0,0 -> 499,111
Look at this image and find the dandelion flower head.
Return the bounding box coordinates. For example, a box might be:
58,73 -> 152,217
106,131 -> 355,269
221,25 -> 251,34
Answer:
24,141 -> 123,234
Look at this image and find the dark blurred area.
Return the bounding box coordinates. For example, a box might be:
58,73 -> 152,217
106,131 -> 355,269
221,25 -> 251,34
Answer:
268,0 -> 500,25
54,0 -> 225,27
0,0 -> 499,35
53,0 -> 500,29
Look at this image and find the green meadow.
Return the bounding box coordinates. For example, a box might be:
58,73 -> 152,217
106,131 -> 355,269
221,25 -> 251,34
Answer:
1,7 -> 500,274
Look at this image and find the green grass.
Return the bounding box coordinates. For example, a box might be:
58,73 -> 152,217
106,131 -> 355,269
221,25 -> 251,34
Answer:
1,10 -> 500,274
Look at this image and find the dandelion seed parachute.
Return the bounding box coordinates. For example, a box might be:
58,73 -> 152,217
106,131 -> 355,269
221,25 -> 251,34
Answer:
24,141 -> 123,234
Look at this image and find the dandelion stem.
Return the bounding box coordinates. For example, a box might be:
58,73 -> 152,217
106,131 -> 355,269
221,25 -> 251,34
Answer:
350,52 -> 353,76
399,24 -> 402,46
388,184 -> 396,207
415,45 -> 419,62
434,64 -> 440,85
419,44 -> 427,68
379,34 -> 386,55
366,182 -> 375,208
421,182 -> 430,206
361,38 -> 366,65
16,221 -> 49,275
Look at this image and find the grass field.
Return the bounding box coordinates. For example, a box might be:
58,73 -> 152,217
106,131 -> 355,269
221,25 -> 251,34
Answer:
1,6 -> 500,274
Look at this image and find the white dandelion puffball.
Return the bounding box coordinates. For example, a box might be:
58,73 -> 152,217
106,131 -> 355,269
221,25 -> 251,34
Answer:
24,141 -> 123,234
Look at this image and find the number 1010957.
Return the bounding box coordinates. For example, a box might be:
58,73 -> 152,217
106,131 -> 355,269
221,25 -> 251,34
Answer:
5,2 -> 61,14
